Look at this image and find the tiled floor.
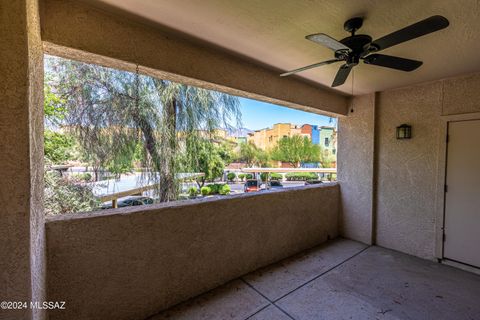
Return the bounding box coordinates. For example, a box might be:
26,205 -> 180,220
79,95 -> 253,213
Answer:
148,238 -> 480,320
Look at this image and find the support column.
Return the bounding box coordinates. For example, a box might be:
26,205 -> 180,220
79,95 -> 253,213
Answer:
0,0 -> 45,319
337,94 -> 376,245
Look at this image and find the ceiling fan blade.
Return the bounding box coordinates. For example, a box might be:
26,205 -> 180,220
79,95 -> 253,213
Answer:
363,54 -> 422,71
306,33 -> 351,52
371,15 -> 449,51
280,59 -> 342,77
332,64 -> 352,87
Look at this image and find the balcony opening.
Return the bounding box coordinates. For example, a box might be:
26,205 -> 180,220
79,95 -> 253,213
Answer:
43,55 -> 337,216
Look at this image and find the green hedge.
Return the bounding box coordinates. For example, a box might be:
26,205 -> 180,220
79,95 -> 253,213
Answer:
285,172 -> 318,181
245,173 -> 253,180
238,173 -> 246,181
271,173 -> 283,180
227,172 -> 236,181
260,172 -> 283,181
201,183 -> 231,196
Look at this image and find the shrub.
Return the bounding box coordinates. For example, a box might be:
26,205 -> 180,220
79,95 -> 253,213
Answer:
238,173 -> 246,181
78,173 -> 92,182
69,173 -> 92,183
271,173 -> 283,180
245,173 -> 253,180
285,172 -> 318,181
260,172 -> 283,181
209,183 -> 220,194
201,183 -> 231,196
219,184 -> 231,195
227,172 -> 236,182
201,186 -> 211,196
188,186 -> 198,197
44,171 -> 100,215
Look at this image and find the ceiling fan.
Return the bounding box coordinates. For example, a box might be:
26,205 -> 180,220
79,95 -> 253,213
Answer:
280,15 -> 449,87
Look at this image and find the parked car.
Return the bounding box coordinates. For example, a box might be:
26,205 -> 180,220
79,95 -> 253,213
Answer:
305,180 -> 323,185
244,179 -> 261,193
267,180 -> 284,189
102,196 -> 154,209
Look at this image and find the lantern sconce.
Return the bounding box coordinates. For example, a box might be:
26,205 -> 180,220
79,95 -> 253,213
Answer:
396,124 -> 412,139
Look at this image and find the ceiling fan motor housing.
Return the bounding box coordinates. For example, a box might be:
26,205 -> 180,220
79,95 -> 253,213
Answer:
343,17 -> 364,34
335,34 -> 373,67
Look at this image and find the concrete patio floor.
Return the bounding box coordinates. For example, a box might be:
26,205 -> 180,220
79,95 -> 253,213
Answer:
148,239 -> 480,320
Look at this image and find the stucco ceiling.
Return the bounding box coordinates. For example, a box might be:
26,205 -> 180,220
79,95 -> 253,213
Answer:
95,0 -> 480,95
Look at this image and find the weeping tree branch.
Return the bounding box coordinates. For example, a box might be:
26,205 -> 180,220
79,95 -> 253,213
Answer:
46,55 -> 241,202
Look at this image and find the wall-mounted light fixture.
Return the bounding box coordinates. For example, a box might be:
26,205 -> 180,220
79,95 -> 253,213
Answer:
396,124 -> 412,139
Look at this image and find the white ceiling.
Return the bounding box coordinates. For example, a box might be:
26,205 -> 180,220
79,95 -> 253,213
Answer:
95,0 -> 480,95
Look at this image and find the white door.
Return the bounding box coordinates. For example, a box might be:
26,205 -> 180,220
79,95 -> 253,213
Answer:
444,120 -> 480,268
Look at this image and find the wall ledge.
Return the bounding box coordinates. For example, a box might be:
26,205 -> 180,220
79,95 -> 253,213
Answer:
45,183 -> 339,223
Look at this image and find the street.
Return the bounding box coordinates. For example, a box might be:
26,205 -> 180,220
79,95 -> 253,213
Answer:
226,181 -> 313,194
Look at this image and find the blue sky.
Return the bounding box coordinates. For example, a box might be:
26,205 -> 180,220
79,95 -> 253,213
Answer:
238,97 -> 336,130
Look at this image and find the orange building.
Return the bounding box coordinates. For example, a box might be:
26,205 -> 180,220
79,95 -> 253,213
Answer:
247,123 -> 306,150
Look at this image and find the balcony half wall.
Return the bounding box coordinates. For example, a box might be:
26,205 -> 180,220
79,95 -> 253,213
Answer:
45,184 -> 339,320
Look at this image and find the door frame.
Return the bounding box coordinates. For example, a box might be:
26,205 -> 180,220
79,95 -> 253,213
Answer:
435,112 -> 480,260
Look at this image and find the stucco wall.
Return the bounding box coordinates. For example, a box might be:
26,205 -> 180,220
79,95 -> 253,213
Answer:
441,72 -> 480,116
45,185 -> 339,320
0,1 -> 45,319
338,94 -> 375,244
375,83 -> 443,259
375,72 -> 480,260
338,72 -> 480,260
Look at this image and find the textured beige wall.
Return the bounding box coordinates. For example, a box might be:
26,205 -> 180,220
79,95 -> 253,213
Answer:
337,94 -> 375,245
375,72 -> 480,260
442,72 -> 480,116
45,185 -> 339,320
338,72 -> 480,260
375,82 -> 443,259
40,0 -> 348,116
0,1 -> 45,319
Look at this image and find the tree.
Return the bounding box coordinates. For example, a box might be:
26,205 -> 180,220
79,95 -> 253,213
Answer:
270,136 -> 320,167
181,136 -> 225,188
44,130 -> 75,164
45,55 -> 241,202
319,149 -> 334,168
254,148 -> 271,167
237,141 -> 257,166
44,80 -> 66,126
44,80 -> 77,164
236,141 -> 270,167
216,142 -> 235,166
